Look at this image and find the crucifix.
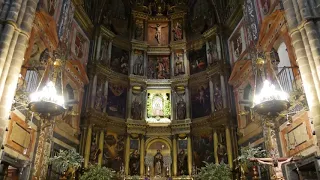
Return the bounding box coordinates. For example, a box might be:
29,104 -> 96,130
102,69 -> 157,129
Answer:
250,157 -> 294,180
149,24 -> 168,44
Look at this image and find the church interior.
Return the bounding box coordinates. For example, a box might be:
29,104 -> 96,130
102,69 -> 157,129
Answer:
0,0 -> 320,179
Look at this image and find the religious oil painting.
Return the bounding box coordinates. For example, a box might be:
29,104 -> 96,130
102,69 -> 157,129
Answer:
193,134 -> 214,168
70,19 -> 90,66
106,83 -> 127,119
189,45 -> 207,75
132,50 -> 144,76
191,83 -> 211,118
102,132 -> 125,171
147,56 -> 170,79
228,18 -> 247,65
110,46 -> 129,75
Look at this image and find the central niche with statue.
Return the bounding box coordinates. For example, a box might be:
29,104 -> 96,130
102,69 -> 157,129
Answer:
146,90 -> 171,125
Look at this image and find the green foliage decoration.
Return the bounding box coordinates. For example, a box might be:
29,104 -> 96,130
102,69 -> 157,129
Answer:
49,149 -> 84,174
197,162 -> 232,180
235,146 -> 266,173
80,165 -> 115,180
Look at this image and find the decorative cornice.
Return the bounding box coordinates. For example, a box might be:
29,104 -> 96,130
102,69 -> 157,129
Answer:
170,41 -> 187,50
86,110 -> 126,134
96,64 -> 129,85
100,25 -> 116,39
170,12 -> 186,19
148,16 -> 170,22
147,46 -> 171,55
72,0 -> 94,37
189,71 -> 208,84
131,41 -> 149,50
187,38 -> 205,50
132,10 -> 149,20
202,25 -> 218,39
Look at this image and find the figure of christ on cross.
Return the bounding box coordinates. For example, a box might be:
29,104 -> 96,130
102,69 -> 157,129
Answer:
250,157 -> 293,180
149,24 -> 168,44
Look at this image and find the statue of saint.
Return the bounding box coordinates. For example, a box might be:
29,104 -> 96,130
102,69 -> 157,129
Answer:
214,84 -> 223,111
149,24 -> 168,44
217,144 -> 227,164
172,21 -> 182,41
207,41 -> 219,65
133,54 -> 144,76
131,97 -> 142,120
129,150 -> 140,175
99,40 -> 109,63
154,149 -> 164,175
178,149 -> 187,175
174,53 -> 184,75
176,100 -> 186,120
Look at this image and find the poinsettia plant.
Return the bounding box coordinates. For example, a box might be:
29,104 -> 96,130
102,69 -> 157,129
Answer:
198,162 -> 232,180
49,149 -> 84,174
80,165 -> 115,180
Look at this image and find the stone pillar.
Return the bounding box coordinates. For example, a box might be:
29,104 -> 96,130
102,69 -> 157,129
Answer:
125,135 -> 130,175
213,130 -> 219,164
91,75 -> 98,108
98,130 -> 104,166
220,75 -> 227,108
185,86 -> 191,119
140,135 -> 145,176
209,79 -> 215,112
172,135 -> 177,176
0,0 -> 39,149
84,125 -> 92,168
187,135 -> 192,175
108,40 -> 113,65
103,81 -> 109,113
225,127 -> 233,168
283,0 -> 320,146
216,35 -> 222,60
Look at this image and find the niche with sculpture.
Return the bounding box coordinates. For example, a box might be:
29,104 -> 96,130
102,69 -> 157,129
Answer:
146,91 -> 171,123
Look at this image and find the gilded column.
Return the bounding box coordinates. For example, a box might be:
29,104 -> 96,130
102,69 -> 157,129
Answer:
187,135 -> 192,175
183,49 -> 189,75
213,130 -> 219,164
91,75 -> 98,108
98,130 -> 104,166
220,75 -> 227,108
84,125 -> 92,168
107,40 -> 113,65
185,86 -> 190,119
125,135 -> 130,175
103,81 -> 109,113
171,51 -> 175,77
225,127 -> 233,168
172,135 -> 177,176
96,35 -> 102,61
127,87 -> 133,119
209,79 -> 215,112
140,135 -> 145,176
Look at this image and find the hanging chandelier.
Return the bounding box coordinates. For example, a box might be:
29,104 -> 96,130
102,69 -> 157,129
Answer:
28,51 -> 66,117
253,77 -> 289,116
